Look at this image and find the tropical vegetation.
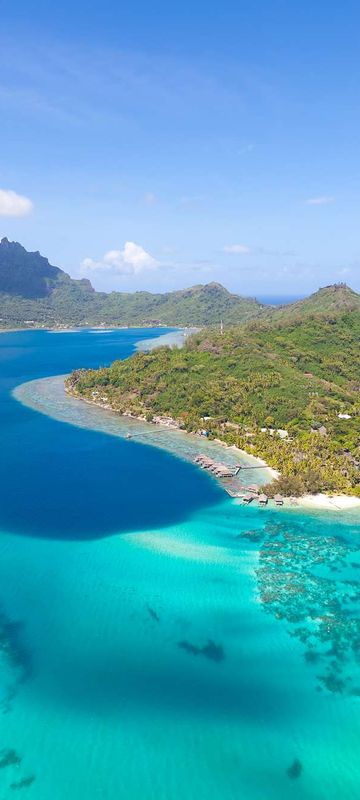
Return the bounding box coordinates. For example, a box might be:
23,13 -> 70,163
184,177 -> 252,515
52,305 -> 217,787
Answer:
66,305 -> 360,497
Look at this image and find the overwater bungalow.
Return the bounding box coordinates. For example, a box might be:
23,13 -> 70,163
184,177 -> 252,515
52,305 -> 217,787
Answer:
274,494 -> 284,506
194,455 -> 239,479
258,494 -> 268,506
214,465 -> 234,477
195,455 -> 211,465
198,457 -> 214,469
195,455 -> 236,478
243,494 -> 254,504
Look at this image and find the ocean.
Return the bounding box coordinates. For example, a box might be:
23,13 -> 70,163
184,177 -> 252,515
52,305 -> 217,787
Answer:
0,328 -> 359,799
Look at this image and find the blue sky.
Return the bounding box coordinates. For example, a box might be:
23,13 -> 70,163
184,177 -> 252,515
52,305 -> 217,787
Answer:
1,0 -> 360,296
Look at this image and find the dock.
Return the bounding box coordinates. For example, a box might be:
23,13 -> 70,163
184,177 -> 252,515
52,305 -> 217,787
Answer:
194,454 -> 241,478
242,494 -> 254,504
193,455 -> 284,508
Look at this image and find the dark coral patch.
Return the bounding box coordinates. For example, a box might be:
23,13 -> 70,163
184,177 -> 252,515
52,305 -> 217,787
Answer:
287,758 -> 303,779
237,520 -> 360,695
10,775 -> 36,790
178,639 -> 225,663
0,749 -> 21,769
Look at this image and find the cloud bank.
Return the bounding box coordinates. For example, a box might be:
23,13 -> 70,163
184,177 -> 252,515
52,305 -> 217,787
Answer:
0,189 -> 33,217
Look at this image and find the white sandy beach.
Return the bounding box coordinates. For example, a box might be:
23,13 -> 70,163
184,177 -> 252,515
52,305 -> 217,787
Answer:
290,493 -> 360,512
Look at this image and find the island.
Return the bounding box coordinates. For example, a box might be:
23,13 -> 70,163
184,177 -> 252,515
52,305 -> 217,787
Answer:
66,284 -> 360,504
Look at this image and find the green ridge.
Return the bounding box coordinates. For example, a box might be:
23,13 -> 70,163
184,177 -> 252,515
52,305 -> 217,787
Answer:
0,239 -> 262,327
67,311 -> 360,497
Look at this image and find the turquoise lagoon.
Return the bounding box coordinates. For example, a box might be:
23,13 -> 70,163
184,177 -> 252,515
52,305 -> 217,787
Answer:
0,328 -> 360,799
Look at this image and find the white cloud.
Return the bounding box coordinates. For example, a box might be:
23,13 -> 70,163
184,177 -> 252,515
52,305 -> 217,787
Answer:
306,196 -> 334,206
81,241 -> 159,276
0,189 -> 33,217
223,244 -> 250,254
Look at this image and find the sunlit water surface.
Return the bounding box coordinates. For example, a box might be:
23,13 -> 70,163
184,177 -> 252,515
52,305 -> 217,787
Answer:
0,328 -> 359,800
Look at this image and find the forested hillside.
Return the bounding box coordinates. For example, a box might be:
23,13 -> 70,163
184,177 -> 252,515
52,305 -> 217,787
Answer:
268,283 -> 360,321
67,311 -> 360,496
0,239 -> 262,327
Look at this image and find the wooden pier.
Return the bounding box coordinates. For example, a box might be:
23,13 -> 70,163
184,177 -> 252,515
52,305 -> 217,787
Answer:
194,454 -> 242,478
193,454 -> 269,479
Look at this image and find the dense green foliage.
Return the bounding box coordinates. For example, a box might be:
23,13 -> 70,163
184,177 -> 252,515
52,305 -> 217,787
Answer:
67,311 -> 360,496
269,282 -> 360,321
0,239 -> 262,327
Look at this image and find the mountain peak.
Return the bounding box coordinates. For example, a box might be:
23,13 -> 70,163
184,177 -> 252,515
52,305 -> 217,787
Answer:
306,282 -> 360,307
271,281 -> 360,322
205,281 -> 227,290
0,237 -> 63,299
0,239 -> 262,327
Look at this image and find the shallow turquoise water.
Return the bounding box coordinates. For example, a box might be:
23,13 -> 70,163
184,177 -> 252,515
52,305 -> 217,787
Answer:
0,329 -> 360,799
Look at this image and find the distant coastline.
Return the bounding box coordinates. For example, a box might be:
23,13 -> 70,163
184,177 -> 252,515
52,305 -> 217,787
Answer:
0,324 -> 180,334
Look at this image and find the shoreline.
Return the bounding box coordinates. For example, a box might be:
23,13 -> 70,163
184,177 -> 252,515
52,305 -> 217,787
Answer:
285,493 -> 360,512
9,324 -> 359,516
0,324 -> 186,334
65,387 -> 360,513
66,386 -> 276,468
210,437 -> 280,481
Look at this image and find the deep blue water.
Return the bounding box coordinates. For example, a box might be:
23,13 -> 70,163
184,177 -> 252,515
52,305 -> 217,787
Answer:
0,328 -> 360,800
0,329 -> 222,539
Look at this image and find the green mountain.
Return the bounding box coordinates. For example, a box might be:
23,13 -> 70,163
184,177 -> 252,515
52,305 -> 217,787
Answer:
0,238 -> 262,328
2,237 -> 360,332
67,310 -> 360,497
269,283 -> 360,321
